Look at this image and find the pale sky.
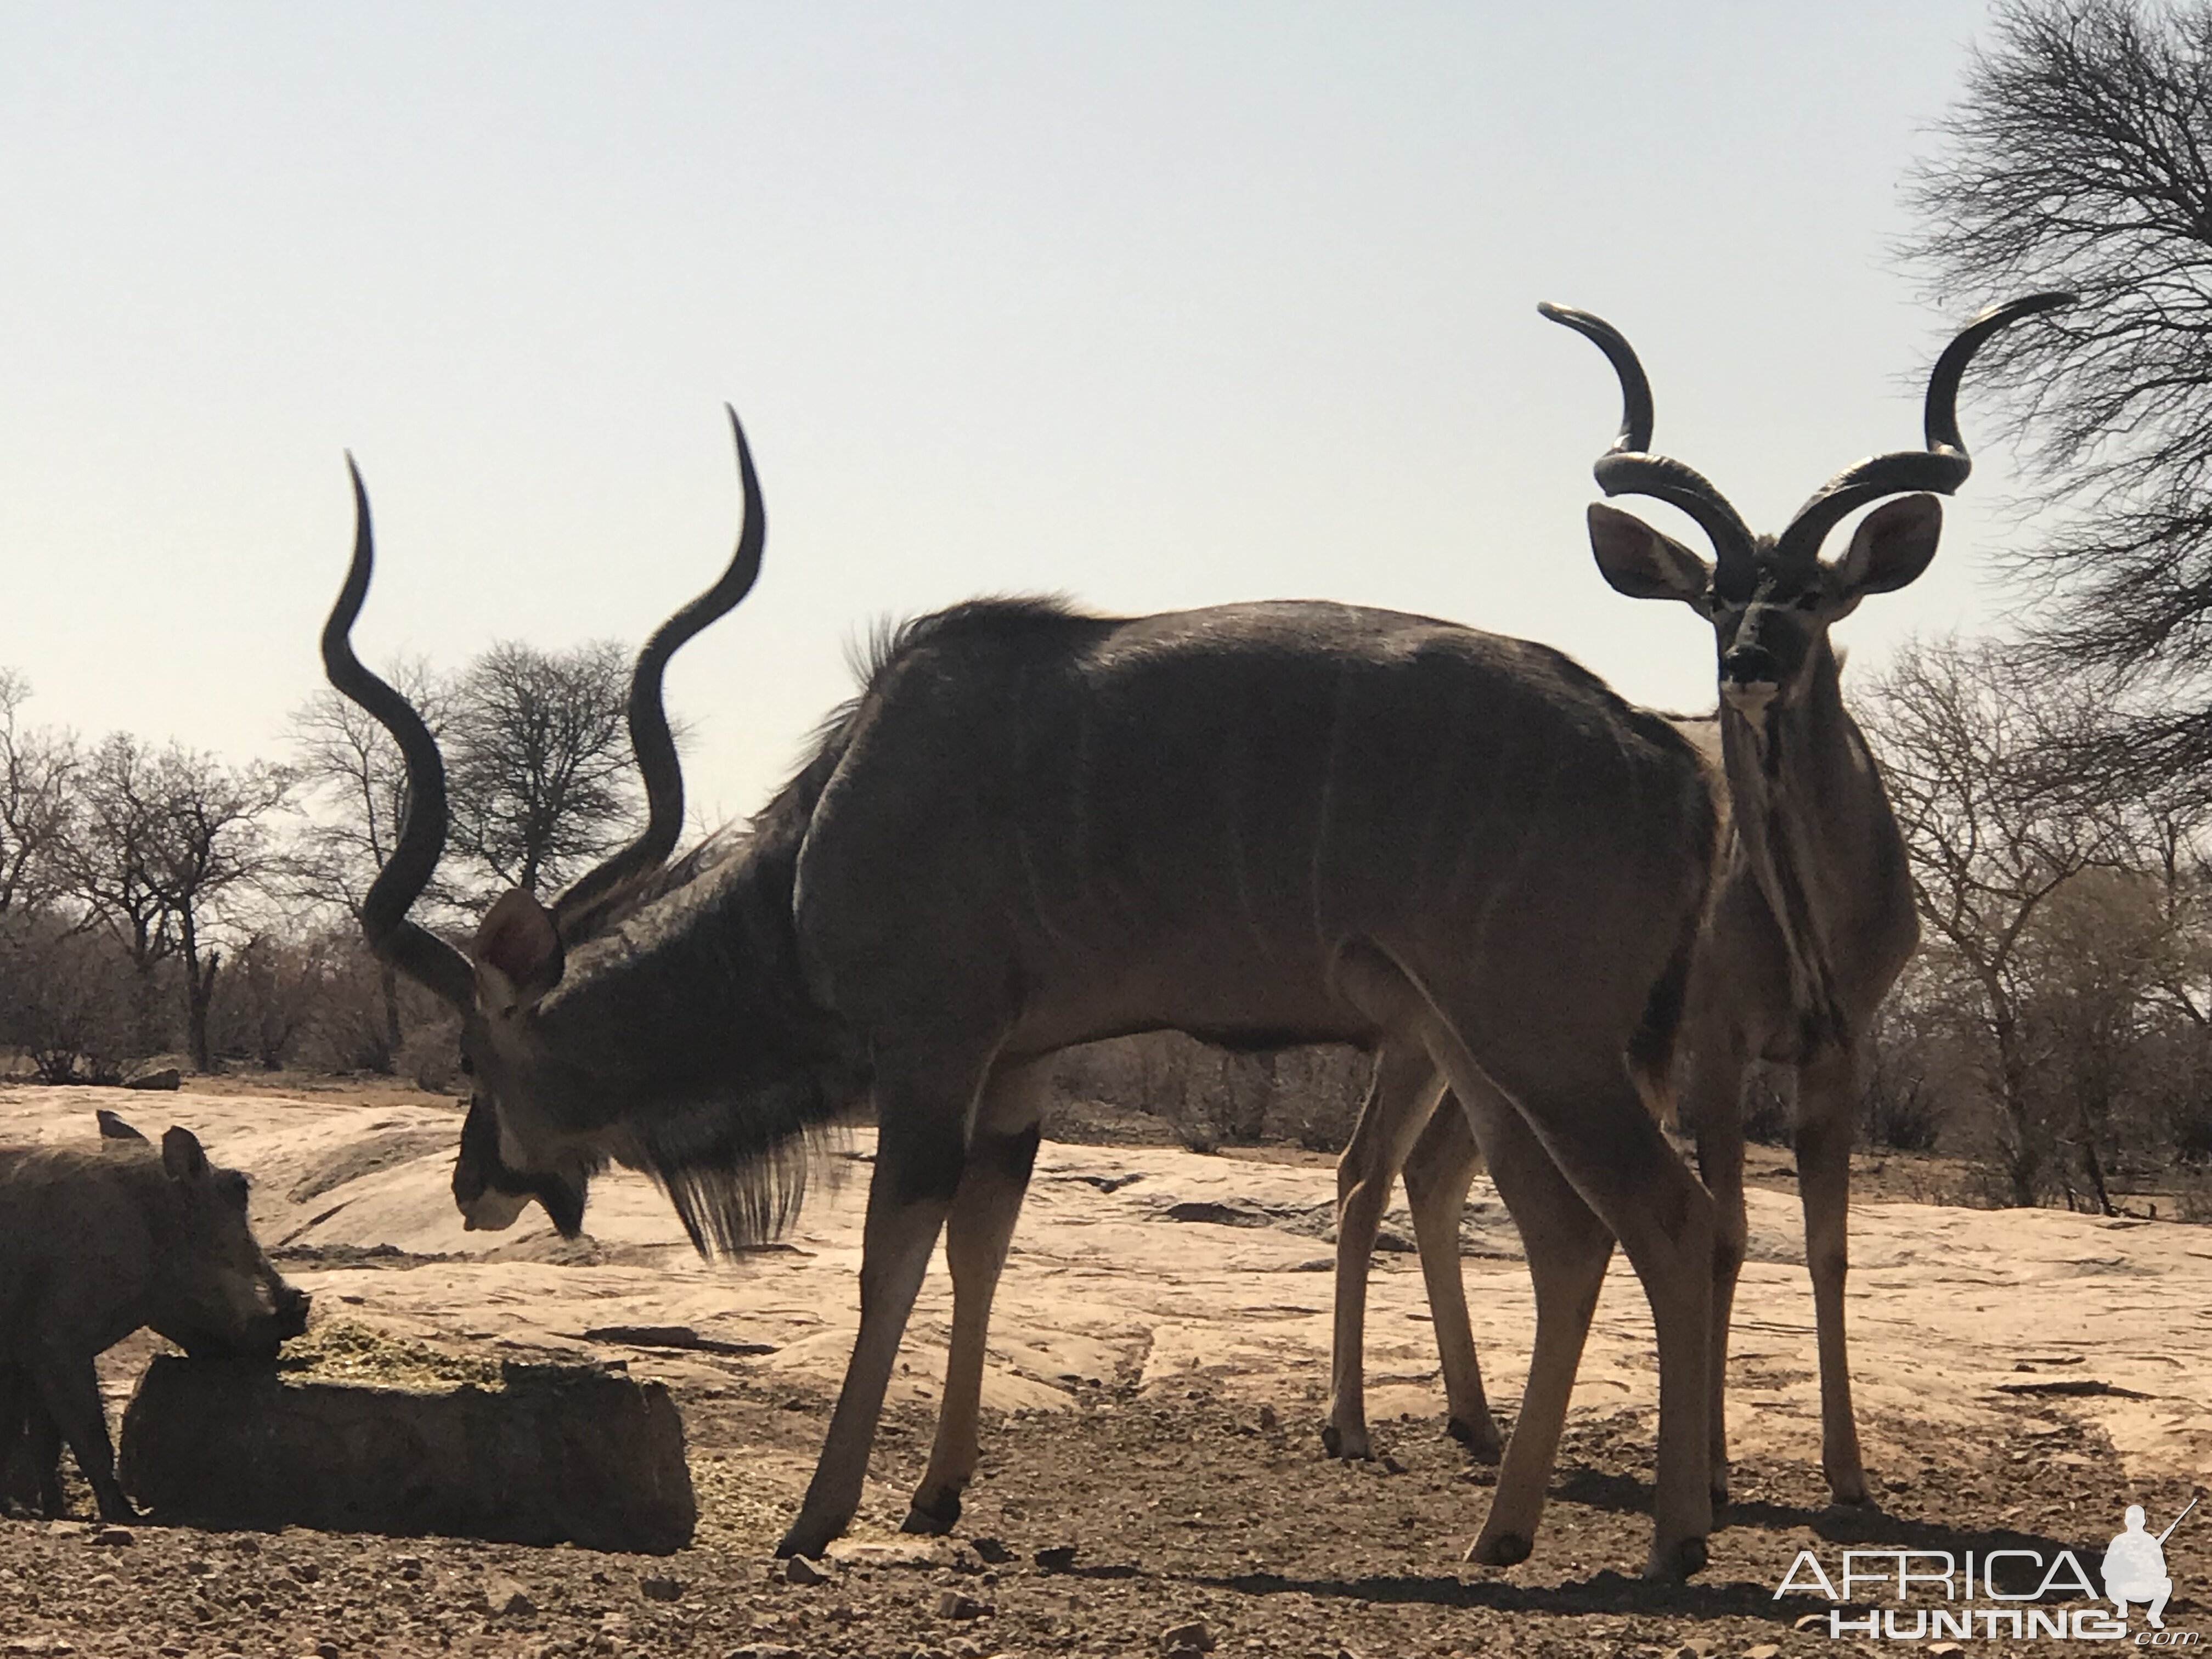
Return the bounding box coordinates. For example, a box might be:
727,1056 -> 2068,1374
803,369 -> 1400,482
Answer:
1,2 -> 2019,830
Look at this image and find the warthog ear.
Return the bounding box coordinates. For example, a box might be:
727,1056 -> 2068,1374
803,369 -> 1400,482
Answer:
1832,494 -> 1941,598
1587,503 -> 1712,606
160,1126 -> 210,1181
97,1109 -> 149,1144
473,888 -> 567,1014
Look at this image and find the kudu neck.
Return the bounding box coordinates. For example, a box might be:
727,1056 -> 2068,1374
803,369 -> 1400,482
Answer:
1716,634 -> 1894,1050
529,844 -> 855,1125
1719,636 -> 1860,810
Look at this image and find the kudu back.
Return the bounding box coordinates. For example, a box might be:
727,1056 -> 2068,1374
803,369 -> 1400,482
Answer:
326,411 -> 1724,1576
1320,294 -> 2075,1511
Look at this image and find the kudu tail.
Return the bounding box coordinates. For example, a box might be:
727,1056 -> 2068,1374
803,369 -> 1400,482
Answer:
1626,922 -> 1697,1131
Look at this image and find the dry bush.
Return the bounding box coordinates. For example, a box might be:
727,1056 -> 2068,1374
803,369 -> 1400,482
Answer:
1260,1045 -> 1375,1152
1048,1034 -> 1370,1152
398,1011 -> 465,1094
208,933 -> 328,1071
301,939 -> 409,1073
0,914 -> 138,1084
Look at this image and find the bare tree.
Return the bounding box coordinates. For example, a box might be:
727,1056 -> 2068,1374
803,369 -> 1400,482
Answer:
154,751 -> 296,1072
63,734 -> 182,1049
1860,635 -> 2130,1203
443,640 -> 641,897
0,672 -> 77,917
1903,0 -> 2212,786
61,735 -> 293,1071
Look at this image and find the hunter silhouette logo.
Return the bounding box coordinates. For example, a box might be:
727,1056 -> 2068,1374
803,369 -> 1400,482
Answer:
2106,1497 -> 2194,1630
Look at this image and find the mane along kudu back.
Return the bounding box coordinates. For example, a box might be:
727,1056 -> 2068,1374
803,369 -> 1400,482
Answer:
325,412 -> 1726,1577
1319,295 -> 2074,1510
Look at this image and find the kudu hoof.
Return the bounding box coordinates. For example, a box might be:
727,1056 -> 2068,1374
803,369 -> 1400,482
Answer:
900,1490 -> 962,1534
1319,1423 -> 1370,1461
1645,1535 -> 1708,1581
775,1517 -> 844,1560
1466,1531 -> 1531,1567
1446,1415 -> 1503,1465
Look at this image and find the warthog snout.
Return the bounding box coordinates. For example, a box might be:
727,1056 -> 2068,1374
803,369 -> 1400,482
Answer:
178,1278 -> 311,1362
272,1283 -> 312,1342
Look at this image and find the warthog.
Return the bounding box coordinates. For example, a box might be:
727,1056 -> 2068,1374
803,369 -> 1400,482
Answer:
0,1115 -> 309,1520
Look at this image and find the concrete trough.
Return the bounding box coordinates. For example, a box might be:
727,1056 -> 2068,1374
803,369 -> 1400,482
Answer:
118,1356 -> 696,1554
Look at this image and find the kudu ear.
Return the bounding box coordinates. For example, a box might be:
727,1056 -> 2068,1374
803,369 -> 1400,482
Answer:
160,1127 -> 210,1181
473,888 -> 567,1013
1587,503 -> 1712,606
1832,494 -> 1941,598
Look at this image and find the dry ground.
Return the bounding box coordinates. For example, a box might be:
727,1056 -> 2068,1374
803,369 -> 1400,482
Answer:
0,1079 -> 2207,1658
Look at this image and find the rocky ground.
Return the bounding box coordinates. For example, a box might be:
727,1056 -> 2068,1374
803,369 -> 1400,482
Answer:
0,1080 -> 2205,1657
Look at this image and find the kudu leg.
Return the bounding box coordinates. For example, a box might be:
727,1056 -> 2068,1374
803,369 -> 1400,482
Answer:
1325,1044 -> 1449,1460
1400,1096 -> 1502,1460
780,1062 -> 987,1559
1795,1047 -> 1870,1505
905,1059 -> 1050,1533
1450,1083 -> 1613,1566
1683,1041 -> 1749,1506
1425,1028 -> 1714,1579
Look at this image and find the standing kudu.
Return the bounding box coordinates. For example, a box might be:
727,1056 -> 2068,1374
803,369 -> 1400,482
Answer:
325,411 -> 1729,1576
1322,295 -> 2074,1509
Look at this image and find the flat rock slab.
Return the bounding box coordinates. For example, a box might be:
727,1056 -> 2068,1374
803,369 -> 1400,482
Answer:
117,1356 -> 695,1553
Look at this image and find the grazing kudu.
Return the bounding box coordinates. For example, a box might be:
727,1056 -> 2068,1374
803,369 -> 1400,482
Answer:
325,412 -> 1729,1576
1321,295 -> 2074,1509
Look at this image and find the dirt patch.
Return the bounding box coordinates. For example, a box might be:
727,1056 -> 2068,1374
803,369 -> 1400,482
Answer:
5,1380 -> 2203,1656
2,1077 -> 2208,1655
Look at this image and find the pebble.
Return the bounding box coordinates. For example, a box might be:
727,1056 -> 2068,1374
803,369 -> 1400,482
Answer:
90,1527 -> 133,1547
1034,1544 -> 1078,1571
640,1573 -> 684,1602
1743,1646 -> 1782,1659
935,1589 -> 991,1620
478,1573 -> 534,1617
1160,1619 -> 1217,1654
783,1554 -> 830,1586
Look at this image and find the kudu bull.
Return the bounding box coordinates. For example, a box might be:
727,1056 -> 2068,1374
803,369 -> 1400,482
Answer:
325,415 -> 1727,1575
1322,294 -> 2074,1510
